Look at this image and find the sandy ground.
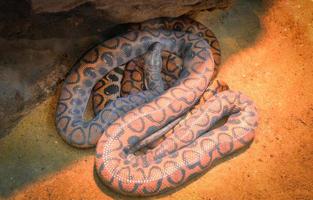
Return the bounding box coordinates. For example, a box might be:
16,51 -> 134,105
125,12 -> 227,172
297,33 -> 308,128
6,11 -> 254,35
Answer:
1,0 -> 312,199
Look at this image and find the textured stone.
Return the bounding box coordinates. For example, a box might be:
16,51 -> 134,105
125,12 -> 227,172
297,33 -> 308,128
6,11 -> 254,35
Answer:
31,0 -> 231,17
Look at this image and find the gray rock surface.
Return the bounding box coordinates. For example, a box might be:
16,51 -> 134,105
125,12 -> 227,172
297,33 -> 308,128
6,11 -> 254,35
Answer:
0,0 -> 232,137
31,0 -> 231,16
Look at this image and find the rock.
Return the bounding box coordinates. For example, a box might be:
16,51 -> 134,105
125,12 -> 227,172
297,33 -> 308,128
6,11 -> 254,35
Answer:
0,33 -> 112,137
31,0 -> 231,19
0,0 -> 232,137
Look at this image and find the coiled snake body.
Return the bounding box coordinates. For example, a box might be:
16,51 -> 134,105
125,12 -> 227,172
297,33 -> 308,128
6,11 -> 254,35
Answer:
56,17 -> 258,196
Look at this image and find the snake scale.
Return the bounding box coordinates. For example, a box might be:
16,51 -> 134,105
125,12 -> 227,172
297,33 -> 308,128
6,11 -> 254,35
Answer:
55,17 -> 258,196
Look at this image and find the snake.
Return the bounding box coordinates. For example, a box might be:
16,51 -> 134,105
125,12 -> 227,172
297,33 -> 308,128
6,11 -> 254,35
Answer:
91,17 -> 223,151
55,17 -> 258,196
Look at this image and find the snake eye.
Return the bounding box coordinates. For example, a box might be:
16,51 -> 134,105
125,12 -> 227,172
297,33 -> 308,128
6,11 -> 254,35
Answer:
173,22 -> 183,31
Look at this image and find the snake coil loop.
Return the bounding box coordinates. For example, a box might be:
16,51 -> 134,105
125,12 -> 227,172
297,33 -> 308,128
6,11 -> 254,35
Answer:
56,16 -> 258,196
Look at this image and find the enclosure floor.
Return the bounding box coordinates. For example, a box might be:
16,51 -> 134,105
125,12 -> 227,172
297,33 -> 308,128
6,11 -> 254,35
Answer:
1,0 -> 312,199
